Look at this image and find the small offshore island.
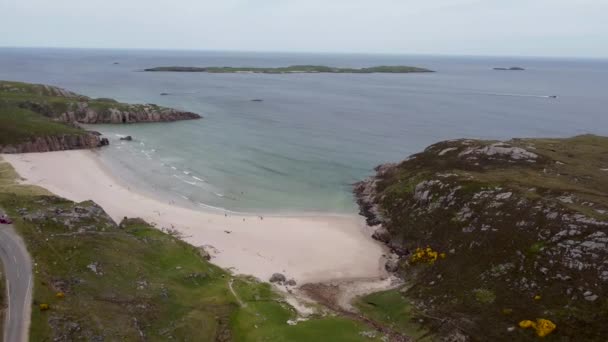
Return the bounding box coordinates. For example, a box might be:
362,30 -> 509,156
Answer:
493,66 -> 525,71
144,65 -> 434,74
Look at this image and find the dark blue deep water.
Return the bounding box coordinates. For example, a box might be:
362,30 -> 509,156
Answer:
1,48 -> 607,213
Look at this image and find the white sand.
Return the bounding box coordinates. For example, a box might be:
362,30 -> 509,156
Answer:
3,150 -> 387,285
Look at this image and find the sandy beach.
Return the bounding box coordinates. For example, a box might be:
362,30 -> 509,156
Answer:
3,150 -> 388,286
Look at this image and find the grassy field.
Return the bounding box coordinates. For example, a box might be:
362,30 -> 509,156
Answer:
0,103 -> 85,146
354,288 -> 431,341
0,157 -> 388,341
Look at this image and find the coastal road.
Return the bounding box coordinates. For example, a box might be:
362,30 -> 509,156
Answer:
0,221 -> 32,342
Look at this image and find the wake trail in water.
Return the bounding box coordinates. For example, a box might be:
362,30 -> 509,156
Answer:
398,88 -> 557,99
474,92 -> 557,99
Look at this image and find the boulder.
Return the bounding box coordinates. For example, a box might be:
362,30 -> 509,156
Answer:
372,227 -> 391,243
197,246 -> 211,261
385,258 -> 399,273
269,273 -> 286,284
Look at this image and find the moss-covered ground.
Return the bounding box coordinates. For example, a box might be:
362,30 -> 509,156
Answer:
354,288 -> 431,341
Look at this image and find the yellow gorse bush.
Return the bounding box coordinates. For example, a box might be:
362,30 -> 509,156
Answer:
410,246 -> 446,264
519,318 -> 556,337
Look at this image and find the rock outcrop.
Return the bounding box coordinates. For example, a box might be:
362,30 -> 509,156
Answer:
2,80 -> 202,124
0,133 -> 108,153
18,99 -> 201,124
269,273 -> 287,284
354,135 -> 608,341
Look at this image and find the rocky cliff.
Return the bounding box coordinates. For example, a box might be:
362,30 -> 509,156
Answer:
0,133 -> 108,154
17,100 -> 201,124
354,135 -> 608,341
1,80 -> 202,124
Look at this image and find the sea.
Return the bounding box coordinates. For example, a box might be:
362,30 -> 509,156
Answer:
1,47 -> 607,214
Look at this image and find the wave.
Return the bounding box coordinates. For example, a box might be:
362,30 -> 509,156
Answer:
192,176 -> 207,183
195,201 -> 242,214
172,174 -> 197,186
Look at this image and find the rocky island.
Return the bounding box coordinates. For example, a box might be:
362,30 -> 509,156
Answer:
144,65 -> 434,74
493,67 -> 525,71
355,135 -> 608,341
0,80 -> 201,153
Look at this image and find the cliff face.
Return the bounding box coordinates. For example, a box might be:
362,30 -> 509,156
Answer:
58,103 -> 200,124
2,81 -> 202,124
0,133 -> 108,154
17,98 -> 201,124
354,135 -> 608,341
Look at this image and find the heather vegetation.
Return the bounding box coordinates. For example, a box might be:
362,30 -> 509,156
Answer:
355,135 -> 608,341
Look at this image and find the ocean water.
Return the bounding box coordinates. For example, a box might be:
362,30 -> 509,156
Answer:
1,48 -> 608,213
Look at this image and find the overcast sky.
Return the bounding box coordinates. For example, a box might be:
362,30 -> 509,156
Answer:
1,0 -> 607,57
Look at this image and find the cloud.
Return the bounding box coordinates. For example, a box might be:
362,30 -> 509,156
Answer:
1,0 -> 607,57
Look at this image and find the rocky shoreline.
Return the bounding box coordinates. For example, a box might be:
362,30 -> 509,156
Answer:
9,86 -> 202,124
353,135 -> 608,340
0,133 -> 108,154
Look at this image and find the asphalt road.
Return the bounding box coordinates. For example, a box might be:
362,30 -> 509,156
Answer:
0,223 -> 32,342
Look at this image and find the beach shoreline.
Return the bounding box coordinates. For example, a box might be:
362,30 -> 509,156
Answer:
2,150 -> 389,287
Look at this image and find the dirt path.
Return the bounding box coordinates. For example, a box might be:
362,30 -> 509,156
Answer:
228,278 -> 246,308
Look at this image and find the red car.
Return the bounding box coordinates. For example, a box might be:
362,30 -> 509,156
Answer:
0,216 -> 12,224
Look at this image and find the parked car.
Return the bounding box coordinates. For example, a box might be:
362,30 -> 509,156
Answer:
0,215 -> 12,224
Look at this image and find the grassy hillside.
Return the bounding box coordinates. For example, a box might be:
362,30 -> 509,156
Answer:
0,80 -> 200,127
355,135 -> 608,341
0,157 -> 389,341
0,102 -> 85,146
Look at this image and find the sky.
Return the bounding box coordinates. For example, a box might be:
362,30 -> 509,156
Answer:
1,0 -> 607,57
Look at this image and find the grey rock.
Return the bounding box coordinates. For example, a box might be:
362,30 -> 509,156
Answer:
269,273 -> 286,284
585,294 -> 599,302
197,246 -> 211,260
372,227 -> 391,243
385,258 -> 399,272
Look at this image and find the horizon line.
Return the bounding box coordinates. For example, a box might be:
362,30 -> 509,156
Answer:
1,45 -> 607,61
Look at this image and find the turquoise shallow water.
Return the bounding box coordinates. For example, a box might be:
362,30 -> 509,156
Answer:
1,48 -> 608,213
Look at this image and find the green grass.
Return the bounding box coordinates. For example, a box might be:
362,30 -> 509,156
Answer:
0,103 -> 84,146
354,288 -> 431,341
0,158 -> 51,196
231,278 -> 382,342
